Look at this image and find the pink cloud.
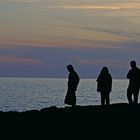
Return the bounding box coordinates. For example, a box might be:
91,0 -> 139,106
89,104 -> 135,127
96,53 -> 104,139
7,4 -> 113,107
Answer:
3,0 -> 40,4
0,55 -> 43,64
73,58 -> 128,69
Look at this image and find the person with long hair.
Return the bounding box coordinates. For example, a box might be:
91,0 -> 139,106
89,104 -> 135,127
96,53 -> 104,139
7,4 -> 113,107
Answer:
96,66 -> 112,105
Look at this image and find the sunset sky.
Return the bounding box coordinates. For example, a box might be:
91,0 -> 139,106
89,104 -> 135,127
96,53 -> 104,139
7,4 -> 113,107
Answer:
0,0 -> 140,78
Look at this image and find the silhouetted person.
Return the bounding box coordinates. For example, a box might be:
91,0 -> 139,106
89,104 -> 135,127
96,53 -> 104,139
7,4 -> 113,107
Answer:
96,66 -> 112,105
127,60 -> 140,104
64,64 -> 80,107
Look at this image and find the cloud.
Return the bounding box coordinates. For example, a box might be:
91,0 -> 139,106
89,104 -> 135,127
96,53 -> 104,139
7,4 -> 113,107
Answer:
0,21 -> 131,50
45,2 -> 140,10
1,0 -> 140,49
0,38 -> 128,50
0,55 -> 43,64
2,0 -> 140,12
2,0 -> 40,4
73,57 -> 128,69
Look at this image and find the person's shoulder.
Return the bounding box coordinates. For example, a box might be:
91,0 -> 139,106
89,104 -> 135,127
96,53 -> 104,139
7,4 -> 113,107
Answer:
73,71 -> 79,77
74,71 -> 79,75
135,67 -> 140,72
109,74 -> 112,80
138,67 -> 140,70
138,68 -> 140,73
128,69 -> 132,73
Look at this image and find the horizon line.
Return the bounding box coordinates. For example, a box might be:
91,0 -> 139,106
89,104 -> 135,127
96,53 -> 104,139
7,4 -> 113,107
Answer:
0,76 -> 126,80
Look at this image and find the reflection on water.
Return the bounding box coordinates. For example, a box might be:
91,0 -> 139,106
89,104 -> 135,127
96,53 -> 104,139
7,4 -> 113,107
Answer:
0,78 -> 128,112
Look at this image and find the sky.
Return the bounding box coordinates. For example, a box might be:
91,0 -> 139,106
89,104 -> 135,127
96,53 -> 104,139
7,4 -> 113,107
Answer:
0,0 -> 140,78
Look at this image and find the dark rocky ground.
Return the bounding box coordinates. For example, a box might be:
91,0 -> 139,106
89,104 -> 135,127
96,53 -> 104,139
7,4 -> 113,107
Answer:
1,103 -> 140,138
1,103 -> 140,120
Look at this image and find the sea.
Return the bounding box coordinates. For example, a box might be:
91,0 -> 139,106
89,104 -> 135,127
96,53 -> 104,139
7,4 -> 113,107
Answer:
0,78 -> 129,112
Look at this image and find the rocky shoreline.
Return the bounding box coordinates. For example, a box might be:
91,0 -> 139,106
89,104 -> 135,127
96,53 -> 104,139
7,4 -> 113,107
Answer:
1,103 -> 140,135
1,103 -> 140,118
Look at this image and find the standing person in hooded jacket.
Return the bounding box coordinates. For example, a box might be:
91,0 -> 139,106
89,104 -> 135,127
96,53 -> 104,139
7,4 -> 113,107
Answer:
64,64 -> 80,107
96,66 -> 112,106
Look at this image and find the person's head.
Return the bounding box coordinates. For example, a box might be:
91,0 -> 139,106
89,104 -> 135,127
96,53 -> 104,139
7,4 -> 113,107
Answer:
130,60 -> 136,69
100,66 -> 109,75
67,64 -> 74,72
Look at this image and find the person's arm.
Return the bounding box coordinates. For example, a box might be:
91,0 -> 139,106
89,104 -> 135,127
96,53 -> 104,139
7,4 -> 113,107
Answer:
127,70 -> 131,79
96,75 -> 101,92
109,75 -> 112,92
96,75 -> 100,82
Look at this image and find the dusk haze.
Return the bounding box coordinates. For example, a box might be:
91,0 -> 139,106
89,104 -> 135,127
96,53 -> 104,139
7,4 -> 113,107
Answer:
0,0 -> 140,78
1,1 -> 140,129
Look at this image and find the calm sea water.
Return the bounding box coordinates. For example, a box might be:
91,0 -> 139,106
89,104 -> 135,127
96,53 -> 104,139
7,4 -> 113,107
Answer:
0,78 -> 129,112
